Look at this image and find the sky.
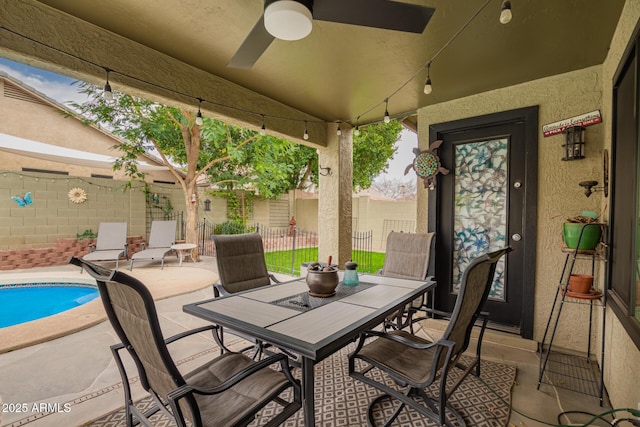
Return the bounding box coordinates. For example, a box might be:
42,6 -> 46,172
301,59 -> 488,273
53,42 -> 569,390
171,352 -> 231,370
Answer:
0,57 -> 417,183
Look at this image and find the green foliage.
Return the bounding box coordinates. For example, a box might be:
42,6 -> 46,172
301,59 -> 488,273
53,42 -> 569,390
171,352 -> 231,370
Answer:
213,220 -> 249,235
76,229 -> 97,240
212,190 -> 255,223
67,82 -> 402,202
353,121 -> 403,189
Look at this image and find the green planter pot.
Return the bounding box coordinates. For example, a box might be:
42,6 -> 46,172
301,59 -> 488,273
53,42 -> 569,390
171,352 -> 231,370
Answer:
562,223 -> 602,250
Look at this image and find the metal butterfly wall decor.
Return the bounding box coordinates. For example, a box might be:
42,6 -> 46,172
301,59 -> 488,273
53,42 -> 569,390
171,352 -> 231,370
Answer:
404,140 -> 449,190
11,192 -> 33,207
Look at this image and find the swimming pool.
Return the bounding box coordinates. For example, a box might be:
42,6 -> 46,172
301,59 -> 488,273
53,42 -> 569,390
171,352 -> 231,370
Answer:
0,283 -> 99,328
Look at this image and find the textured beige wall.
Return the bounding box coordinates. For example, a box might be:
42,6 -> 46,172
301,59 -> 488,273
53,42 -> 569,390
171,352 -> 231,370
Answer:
600,0 -> 640,411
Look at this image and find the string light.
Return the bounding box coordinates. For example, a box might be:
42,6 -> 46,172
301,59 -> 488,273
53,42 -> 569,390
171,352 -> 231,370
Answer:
349,0 -> 493,129
102,68 -> 113,102
0,0 -> 494,138
383,99 -> 390,123
500,1 -> 512,24
423,63 -> 433,95
195,97 -> 203,126
303,121 -> 309,140
336,122 -> 342,136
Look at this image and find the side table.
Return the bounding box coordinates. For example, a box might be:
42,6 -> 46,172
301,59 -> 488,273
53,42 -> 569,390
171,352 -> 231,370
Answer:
171,243 -> 197,266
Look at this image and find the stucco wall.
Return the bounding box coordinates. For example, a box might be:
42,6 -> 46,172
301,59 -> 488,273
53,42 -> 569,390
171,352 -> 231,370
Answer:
599,0 -> 640,411
291,194 -> 416,252
0,78 -> 176,183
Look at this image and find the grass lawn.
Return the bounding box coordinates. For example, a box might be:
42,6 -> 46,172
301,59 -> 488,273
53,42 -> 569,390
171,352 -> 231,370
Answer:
264,248 -> 385,276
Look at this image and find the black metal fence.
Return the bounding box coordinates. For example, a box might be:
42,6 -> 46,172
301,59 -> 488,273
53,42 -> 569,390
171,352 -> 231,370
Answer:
256,224 -> 373,276
164,217 -> 374,274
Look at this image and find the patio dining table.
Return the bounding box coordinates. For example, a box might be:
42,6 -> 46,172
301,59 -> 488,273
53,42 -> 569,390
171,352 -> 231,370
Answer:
183,273 -> 435,426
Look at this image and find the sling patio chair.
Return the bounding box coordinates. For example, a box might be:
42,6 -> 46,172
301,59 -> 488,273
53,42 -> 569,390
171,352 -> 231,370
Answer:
69,256 -> 301,427
378,231 -> 435,332
349,247 -> 512,427
212,232 -> 282,357
82,222 -> 128,270
129,220 -> 177,270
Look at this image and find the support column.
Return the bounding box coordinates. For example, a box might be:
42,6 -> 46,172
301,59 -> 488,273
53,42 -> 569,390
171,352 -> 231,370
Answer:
318,123 -> 352,268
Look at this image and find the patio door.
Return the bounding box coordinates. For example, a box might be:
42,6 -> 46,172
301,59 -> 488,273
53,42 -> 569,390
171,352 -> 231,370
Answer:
428,107 -> 538,338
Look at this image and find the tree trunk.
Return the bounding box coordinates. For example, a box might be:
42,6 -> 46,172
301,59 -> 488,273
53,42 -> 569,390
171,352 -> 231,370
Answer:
184,183 -> 199,262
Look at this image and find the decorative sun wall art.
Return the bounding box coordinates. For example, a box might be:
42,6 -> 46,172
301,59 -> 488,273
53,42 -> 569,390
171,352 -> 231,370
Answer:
68,188 -> 88,204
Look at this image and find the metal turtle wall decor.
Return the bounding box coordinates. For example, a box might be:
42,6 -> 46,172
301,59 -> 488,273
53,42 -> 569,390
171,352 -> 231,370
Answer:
405,140 -> 449,190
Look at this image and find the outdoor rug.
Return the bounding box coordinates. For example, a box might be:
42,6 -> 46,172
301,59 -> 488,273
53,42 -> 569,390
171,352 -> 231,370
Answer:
86,344 -> 516,427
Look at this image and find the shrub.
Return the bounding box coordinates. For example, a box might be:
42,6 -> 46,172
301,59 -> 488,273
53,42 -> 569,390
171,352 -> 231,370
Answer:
214,220 -> 247,235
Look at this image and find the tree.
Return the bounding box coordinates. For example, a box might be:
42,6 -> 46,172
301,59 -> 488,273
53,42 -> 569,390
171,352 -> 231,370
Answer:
232,121 -> 404,195
69,83 -> 257,254
69,83 -> 403,246
371,177 -> 417,200
353,121 -> 403,190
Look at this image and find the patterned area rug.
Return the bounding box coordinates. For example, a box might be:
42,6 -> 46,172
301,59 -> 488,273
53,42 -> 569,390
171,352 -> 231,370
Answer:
86,344 -> 515,427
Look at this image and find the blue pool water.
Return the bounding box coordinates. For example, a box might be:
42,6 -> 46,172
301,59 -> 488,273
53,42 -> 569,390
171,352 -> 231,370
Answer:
0,284 -> 99,328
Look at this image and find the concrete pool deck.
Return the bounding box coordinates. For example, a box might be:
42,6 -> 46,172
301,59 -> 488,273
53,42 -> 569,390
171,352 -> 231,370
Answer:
0,257 -> 216,354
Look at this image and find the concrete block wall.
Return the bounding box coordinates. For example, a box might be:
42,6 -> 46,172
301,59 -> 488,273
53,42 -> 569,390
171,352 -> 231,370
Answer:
0,170 -> 183,250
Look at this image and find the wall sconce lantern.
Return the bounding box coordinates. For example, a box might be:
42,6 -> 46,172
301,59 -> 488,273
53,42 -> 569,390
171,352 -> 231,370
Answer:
562,126 -> 585,161
204,199 -> 211,211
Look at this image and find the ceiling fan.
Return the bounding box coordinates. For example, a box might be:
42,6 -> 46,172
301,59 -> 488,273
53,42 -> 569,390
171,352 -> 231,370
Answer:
228,0 -> 436,69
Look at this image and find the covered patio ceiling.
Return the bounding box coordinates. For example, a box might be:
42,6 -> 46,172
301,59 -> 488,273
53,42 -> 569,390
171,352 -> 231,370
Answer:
0,0 -> 626,145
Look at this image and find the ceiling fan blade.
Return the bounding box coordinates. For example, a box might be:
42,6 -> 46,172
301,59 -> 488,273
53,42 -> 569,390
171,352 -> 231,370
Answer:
227,15 -> 275,69
314,0 -> 435,34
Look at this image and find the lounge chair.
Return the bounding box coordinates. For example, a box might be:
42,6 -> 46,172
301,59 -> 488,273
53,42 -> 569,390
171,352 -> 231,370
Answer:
68,256 -> 301,427
349,247 -> 512,427
129,220 -> 177,270
378,231 -> 435,331
82,222 -> 128,270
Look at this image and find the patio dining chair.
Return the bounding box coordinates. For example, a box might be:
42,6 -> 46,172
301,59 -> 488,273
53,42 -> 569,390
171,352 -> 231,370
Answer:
212,232 -> 281,356
82,222 -> 128,270
378,231 -> 435,331
69,256 -> 301,427
349,246 -> 512,427
129,220 -> 177,270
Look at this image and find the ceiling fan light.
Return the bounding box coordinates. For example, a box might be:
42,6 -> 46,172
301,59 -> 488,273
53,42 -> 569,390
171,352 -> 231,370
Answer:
500,0 -> 512,24
264,1 -> 313,41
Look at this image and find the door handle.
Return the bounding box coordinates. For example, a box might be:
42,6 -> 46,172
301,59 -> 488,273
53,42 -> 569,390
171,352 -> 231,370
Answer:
512,233 -> 522,241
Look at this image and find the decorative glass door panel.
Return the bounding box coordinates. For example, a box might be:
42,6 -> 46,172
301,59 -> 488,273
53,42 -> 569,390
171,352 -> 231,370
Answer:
452,138 -> 508,301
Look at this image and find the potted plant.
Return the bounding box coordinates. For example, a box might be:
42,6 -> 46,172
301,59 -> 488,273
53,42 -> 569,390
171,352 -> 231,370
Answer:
562,213 -> 602,250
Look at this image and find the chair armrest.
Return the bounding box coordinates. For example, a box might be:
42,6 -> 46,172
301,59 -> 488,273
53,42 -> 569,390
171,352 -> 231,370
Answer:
213,283 -> 230,298
269,273 -> 281,284
359,330 -> 441,351
164,325 -> 218,345
167,353 -> 294,400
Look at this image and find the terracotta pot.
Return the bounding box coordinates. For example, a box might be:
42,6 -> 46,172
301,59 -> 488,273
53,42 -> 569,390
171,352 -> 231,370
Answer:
568,274 -> 593,294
